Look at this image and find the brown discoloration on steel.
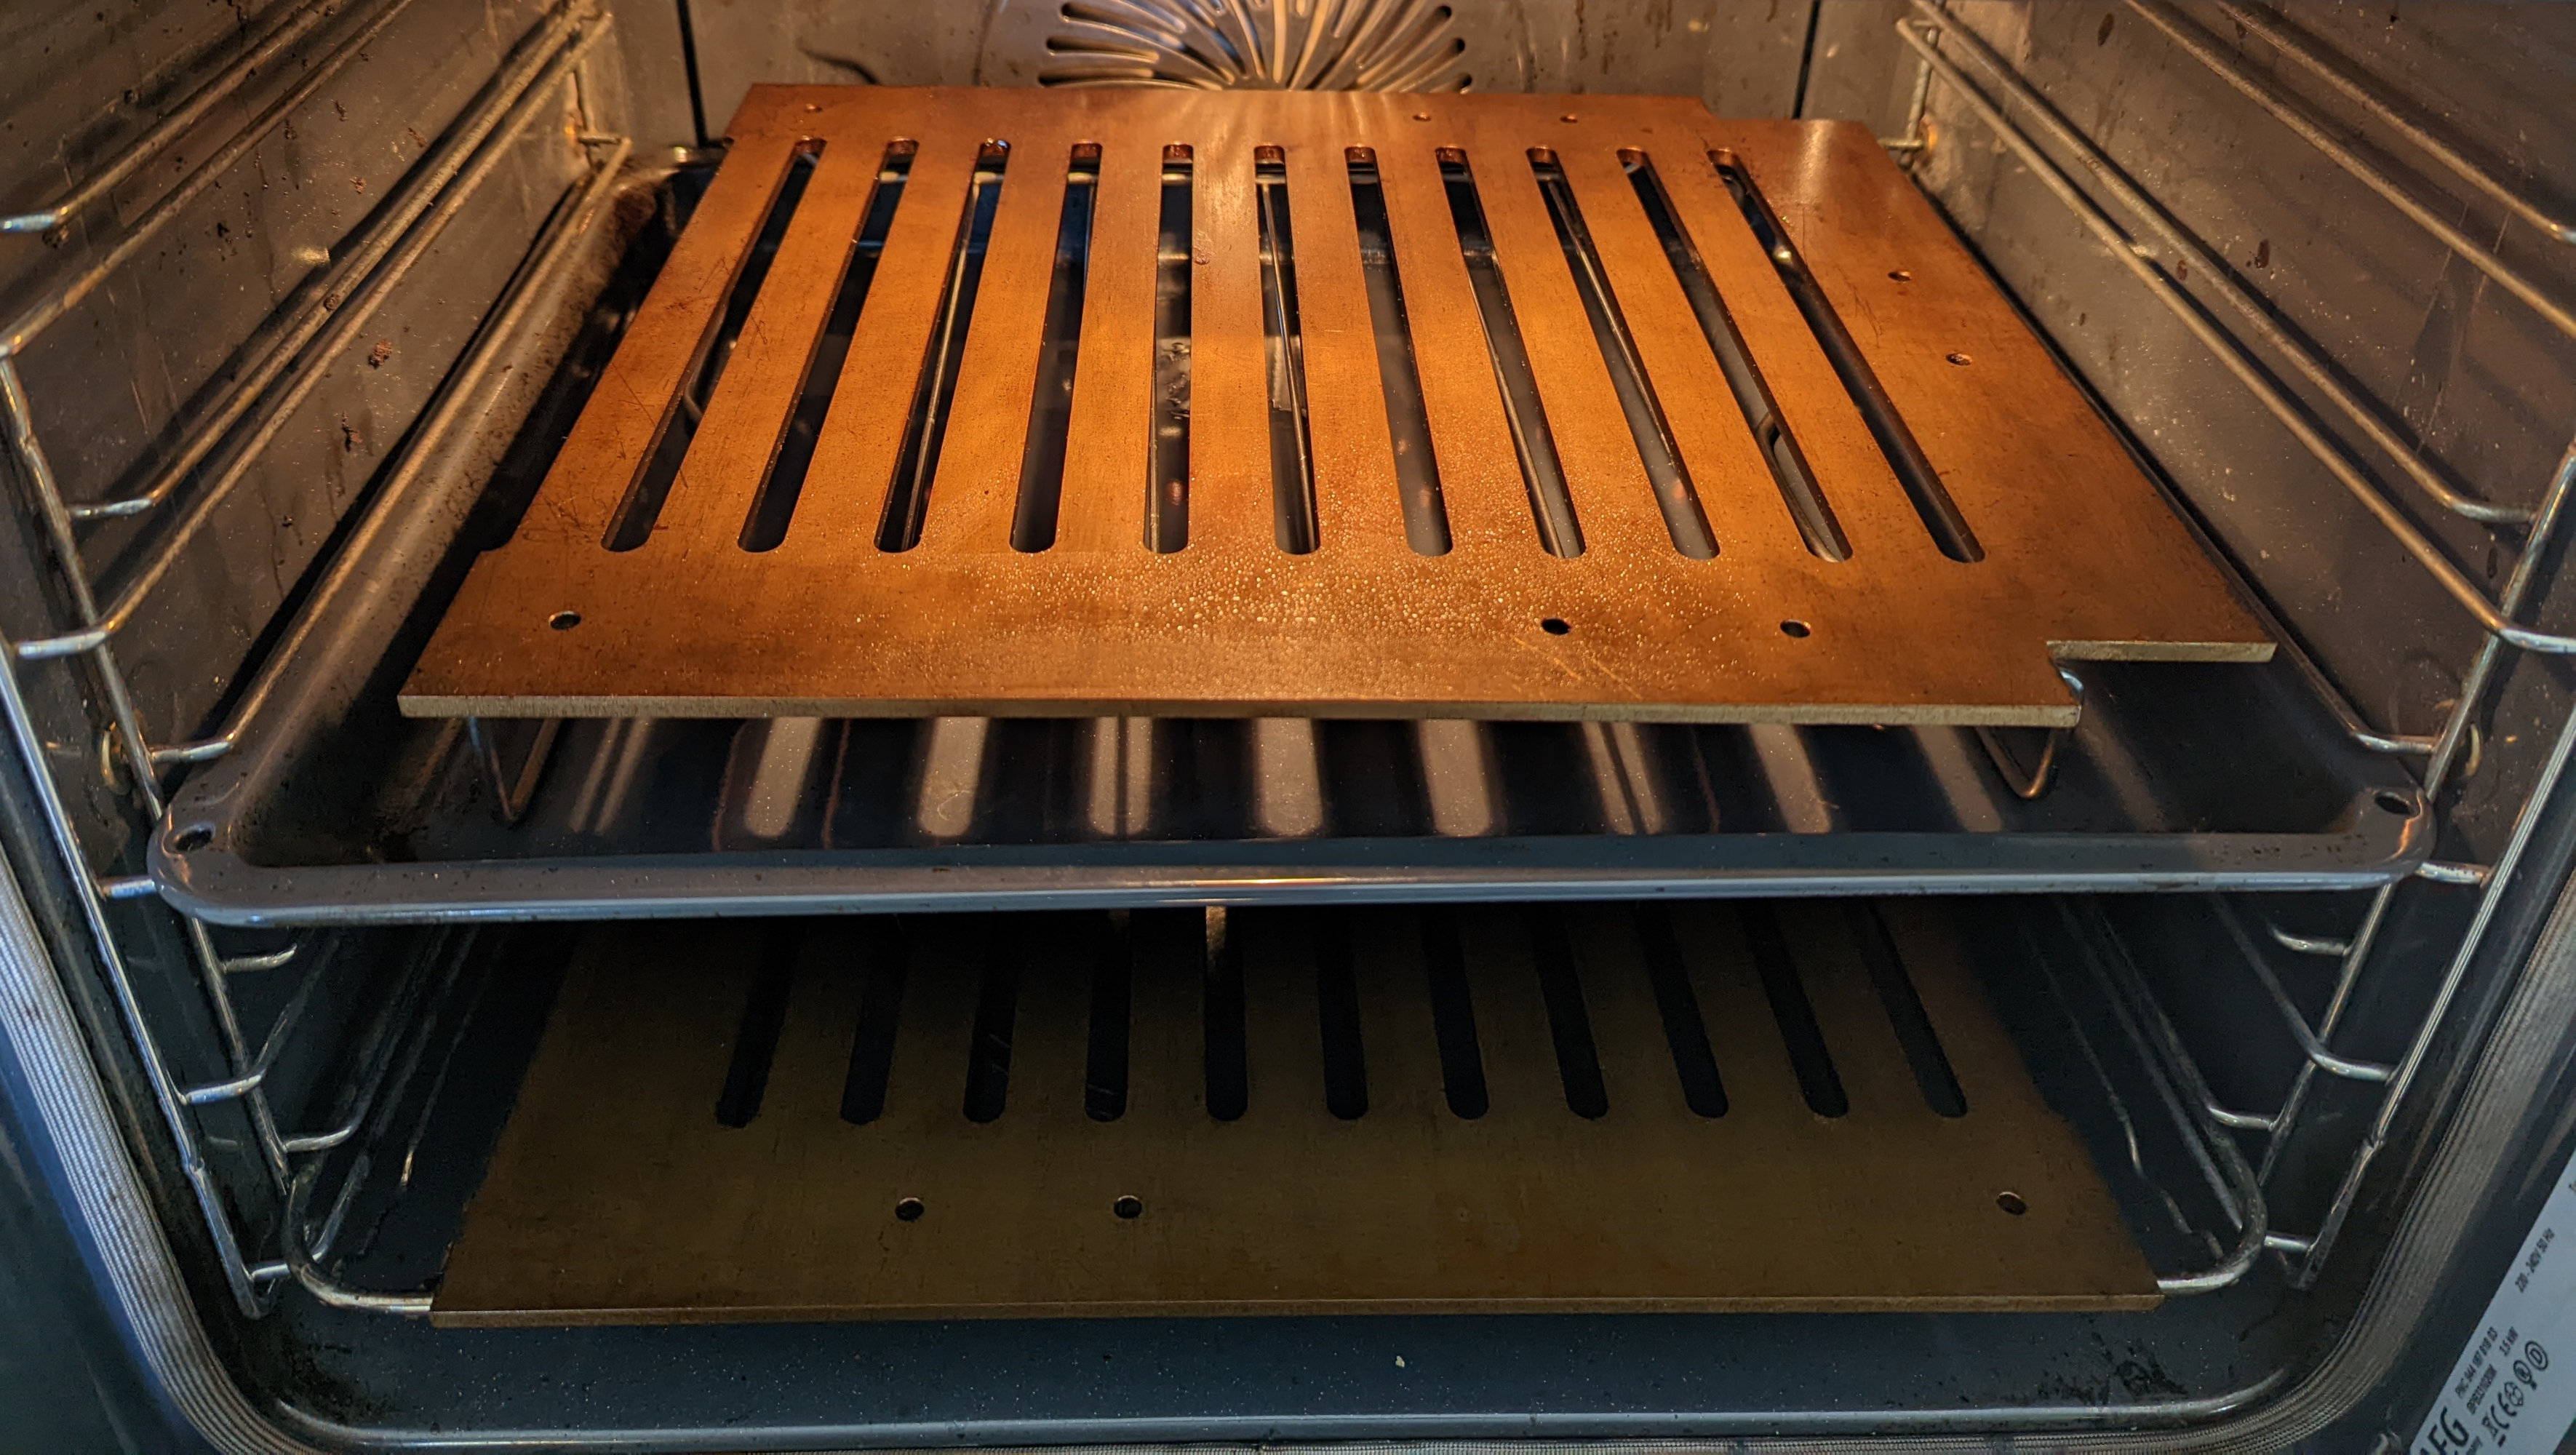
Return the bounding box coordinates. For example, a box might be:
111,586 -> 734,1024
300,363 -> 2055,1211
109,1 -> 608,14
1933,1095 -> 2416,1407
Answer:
1283,135 -> 1405,555
1552,143 -> 1777,559
786,129 -> 981,551
403,89 -> 2267,725
432,902 -> 2159,1325
1373,136 -> 1528,556
652,141 -> 875,553
917,126 -> 1074,553
1459,114 -> 1668,559
1189,119 -> 1274,556
546,130 -> 807,548
1056,138 -> 1161,553
1654,143 -> 1936,561
1720,120 -> 2239,655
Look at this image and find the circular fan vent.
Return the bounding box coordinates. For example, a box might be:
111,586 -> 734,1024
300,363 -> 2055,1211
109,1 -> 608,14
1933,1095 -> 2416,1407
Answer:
985,0 -> 1488,92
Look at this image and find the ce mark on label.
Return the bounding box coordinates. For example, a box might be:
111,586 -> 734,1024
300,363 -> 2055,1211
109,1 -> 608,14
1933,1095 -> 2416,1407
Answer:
2420,1339 -> 2548,1454
2417,1149 -> 2576,1454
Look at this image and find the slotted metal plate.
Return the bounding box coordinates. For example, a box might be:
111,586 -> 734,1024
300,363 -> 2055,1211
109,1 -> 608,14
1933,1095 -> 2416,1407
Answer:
433,901 -> 2159,1324
402,88 -> 2266,726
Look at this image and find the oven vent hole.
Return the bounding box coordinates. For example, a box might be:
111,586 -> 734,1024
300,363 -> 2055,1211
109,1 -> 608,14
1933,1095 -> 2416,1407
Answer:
1855,904 -> 1967,1117
1621,149 -> 1844,561
880,141 -> 1013,552
611,141 -> 824,551
1440,150 -> 1583,557
1256,146 -> 1320,552
1314,909 -> 1369,1119
1739,903 -> 1849,1117
1012,143 -> 1103,551
1529,148 -> 1715,559
715,921 -> 805,1127
1029,1 -> 1474,92
1347,146 -> 1450,554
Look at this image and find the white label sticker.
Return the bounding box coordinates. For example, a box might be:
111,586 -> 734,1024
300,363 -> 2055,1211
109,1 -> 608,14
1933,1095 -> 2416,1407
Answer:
2414,1143 -> 2576,1454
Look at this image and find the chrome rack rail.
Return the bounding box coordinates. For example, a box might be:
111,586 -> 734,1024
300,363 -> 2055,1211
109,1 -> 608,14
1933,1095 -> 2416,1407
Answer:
0,0 -> 624,1318
2027,898 -> 2272,1295
0,0 -> 350,239
0,0 -> 431,346
1894,0 -> 2576,1286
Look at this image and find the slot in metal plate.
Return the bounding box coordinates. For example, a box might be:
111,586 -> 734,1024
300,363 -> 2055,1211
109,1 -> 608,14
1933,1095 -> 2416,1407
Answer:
402,88 -> 2265,725
433,901 -> 2159,1323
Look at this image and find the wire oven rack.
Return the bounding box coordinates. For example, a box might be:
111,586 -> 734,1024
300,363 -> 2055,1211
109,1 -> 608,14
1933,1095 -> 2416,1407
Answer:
0,0 -> 626,1316
0,0 -> 2564,1327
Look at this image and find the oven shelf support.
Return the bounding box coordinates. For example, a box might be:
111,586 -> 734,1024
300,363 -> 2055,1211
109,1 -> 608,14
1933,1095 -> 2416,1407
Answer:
1973,667 -> 2086,800
1899,0 -> 2576,1286
1898,15 -> 2575,638
0,0 -> 349,238
2127,0 -> 2576,332
2038,898 -> 2272,1295
0,0 -> 626,1318
0,0 -> 433,348
2198,1 -> 2575,250
7,12 -> 609,671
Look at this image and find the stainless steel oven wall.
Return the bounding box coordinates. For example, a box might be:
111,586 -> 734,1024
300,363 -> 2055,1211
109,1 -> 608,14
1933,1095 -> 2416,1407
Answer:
0,0 -> 596,751
1843,1 -> 2576,789
0,0 -> 644,1438
1794,1 -> 2576,1285
4,1 -> 2576,1451
671,0 -> 1821,152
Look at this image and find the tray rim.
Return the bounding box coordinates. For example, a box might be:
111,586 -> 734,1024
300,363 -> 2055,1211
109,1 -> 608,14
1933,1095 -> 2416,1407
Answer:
153,808 -> 2432,927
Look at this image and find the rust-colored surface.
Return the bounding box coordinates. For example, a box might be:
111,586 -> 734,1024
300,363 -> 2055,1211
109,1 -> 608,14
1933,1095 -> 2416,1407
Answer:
402,88 -> 2266,725
433,901 -> 2160,1324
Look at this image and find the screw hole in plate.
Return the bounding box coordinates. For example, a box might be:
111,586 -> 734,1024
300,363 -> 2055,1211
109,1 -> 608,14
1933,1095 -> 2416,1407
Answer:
168,824 -> 214,853
1114,1195 -> 1144,1219
549,610 -> 582,631
1945,351 -> 1974,366
1540,617 -> 1571,636
895,1197 -> 925,1222
1888,268 -> 1913,281
1411,112 -> 1430,121
2375,789 -> 2414,816
1995,1190 -> 2027,1216
1779,619 -> 1811,639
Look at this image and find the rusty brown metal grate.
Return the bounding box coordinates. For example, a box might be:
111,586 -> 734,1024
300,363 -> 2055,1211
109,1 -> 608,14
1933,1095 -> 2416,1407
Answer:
432,901 -> 2158,1324
401,88 -> 2267,726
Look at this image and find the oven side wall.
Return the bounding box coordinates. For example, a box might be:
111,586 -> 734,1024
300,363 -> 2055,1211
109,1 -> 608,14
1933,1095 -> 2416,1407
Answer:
3,1 -> 2576,1451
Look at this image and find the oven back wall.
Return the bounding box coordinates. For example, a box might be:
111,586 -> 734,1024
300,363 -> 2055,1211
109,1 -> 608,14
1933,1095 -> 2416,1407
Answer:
670,0 -> 1822,153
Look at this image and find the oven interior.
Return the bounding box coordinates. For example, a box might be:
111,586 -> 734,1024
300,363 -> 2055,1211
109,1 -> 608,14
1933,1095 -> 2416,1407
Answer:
1,0 -> 2573,1445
